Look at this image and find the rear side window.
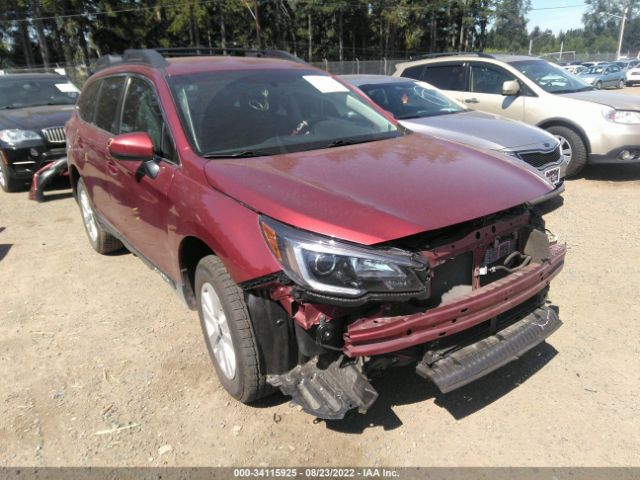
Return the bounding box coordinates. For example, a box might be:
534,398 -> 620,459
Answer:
470,64 -> 516,94
77,80 -> 100,122
420,64 -> 467,91
120,77 -> 176,162
401,65 -> 427,81
94,77 -> 125,133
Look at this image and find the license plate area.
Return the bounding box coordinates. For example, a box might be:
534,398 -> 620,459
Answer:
544,166 -> 561,185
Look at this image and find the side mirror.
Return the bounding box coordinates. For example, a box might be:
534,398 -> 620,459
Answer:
502,80 -> 520,96
108,132 -> 154,161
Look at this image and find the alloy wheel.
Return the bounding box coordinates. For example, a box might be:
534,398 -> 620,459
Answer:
555,135 -> 573,165
201,282 -> 237,380
79,188 -> 98,243
0,165 -> 6,189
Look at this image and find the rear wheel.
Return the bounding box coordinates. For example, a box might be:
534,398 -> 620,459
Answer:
617,79 -> 625,89
546,125 -> 587,177
77,179 -> 123,254
195,255 -> 271,403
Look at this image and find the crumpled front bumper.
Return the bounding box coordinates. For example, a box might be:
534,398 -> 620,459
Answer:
344,243 -> 566,357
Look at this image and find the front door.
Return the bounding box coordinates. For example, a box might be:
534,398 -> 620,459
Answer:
106,76 -> 178,277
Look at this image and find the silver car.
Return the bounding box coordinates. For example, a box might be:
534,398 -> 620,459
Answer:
394,54 -> 640,176
343,74 -> 566,191
578,64 -> 626,90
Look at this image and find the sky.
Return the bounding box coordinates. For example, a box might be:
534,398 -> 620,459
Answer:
527,0 -> 589,34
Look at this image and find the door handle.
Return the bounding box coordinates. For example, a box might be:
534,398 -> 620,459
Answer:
465,98 -> 479,104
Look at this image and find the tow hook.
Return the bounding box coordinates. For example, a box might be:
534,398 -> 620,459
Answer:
267,357 -> 378,420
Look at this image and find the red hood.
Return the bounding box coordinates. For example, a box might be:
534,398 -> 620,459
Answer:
203,134 -> 552,245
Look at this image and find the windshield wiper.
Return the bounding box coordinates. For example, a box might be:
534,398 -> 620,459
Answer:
202,150 -> 272,159
323,137 -> 384,148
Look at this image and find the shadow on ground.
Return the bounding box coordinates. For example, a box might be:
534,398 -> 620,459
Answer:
323,342 -> 558,433
582,163 -> 640,182
0,244 -> 12,262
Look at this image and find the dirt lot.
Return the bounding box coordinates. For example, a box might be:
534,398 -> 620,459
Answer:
2,91 -> 640,467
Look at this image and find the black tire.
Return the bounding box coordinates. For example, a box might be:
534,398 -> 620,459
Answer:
546,125 -> 588,178
76,178 -> 123,254
595,81 -> 603,89
617,79 -> 625,89
195,255 -> 271,403
0,161 -> 23,193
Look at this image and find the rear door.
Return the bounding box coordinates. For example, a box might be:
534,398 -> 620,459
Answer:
80,76 -> 126,220
106,75 -> 178,276
400,61 -> 468,104
463,62 -> 526,120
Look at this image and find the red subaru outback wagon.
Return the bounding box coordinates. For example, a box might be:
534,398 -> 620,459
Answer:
66,49 -> 565,419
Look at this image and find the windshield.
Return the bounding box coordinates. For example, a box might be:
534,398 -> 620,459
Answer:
0,77 -> 79,109
168,69 -> 400,157
510,60 -> 593,94
584,66 -> 607,74
358,80 -> 465,119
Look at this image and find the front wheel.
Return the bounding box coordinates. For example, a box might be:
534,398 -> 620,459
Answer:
617,79 -> 625,89
595,81 -> 603,90
546,125 -> 587,177
0,160 -> 22,193
195,255 -> 271,403
76,179 -> 123,254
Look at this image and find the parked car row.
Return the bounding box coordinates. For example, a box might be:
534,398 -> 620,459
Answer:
393,53 -> 640,176
2,49 -> 636,420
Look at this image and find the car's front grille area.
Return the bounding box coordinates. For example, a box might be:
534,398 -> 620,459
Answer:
42,127 -> 66,144
519,146 -> 561,169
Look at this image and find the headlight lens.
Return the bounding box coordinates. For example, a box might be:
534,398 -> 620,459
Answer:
260,217 -> 428,297
602,108 -> 640,124
0,129 -> 41,145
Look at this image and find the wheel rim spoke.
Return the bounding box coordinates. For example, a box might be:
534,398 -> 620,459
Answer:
200,282 -> 236,380
555,135 -> 572,164
80,190 -> 98,241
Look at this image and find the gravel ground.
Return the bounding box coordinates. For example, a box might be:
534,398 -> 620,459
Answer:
1,90 -> 640,467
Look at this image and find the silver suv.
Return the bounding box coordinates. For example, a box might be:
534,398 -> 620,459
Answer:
394,53 -> 640,176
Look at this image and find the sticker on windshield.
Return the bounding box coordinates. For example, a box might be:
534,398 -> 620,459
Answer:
55,83 -> 80,93
303,75 -> 349,93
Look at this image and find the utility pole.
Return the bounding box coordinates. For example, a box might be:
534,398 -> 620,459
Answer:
253,0 -> 261,49
617,7 -> 628,60
601,6 -> 628,60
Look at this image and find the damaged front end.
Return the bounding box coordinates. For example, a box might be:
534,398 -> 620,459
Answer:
245,204 -> 565,419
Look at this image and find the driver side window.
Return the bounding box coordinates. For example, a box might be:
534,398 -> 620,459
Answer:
120,77 -> 176,163
470,64 -> 516,94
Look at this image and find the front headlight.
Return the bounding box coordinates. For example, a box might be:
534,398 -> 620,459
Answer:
602,107 -> 640,124
260,217 -> 428,297
0,129 -> 42,145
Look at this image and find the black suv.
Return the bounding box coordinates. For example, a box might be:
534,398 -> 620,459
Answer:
0,73 -> 79,192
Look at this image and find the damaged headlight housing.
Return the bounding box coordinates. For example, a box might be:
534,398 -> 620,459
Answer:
260,217 -> 428,297
0,129 -> 41,145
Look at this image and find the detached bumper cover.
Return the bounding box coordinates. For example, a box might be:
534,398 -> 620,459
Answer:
416,305 -> 562,393
344,243 -> 565,357
28,157 -> 68,202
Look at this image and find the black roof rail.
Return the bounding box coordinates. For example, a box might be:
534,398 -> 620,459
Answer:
93,47 -> 305,73
408,51 -> 495,61
155,47 -> 306,63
